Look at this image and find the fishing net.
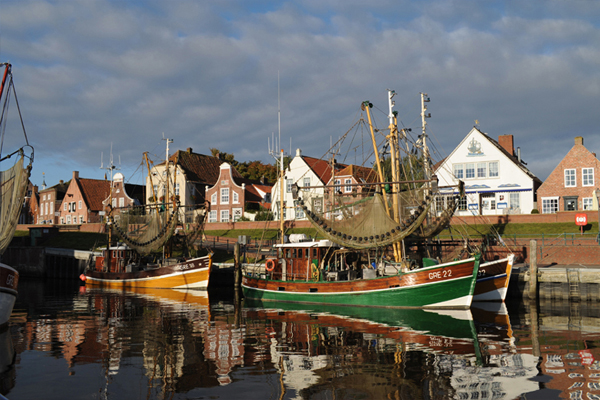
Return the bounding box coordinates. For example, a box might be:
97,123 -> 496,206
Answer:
0,153 -> 30,254
112,205 -> 178,256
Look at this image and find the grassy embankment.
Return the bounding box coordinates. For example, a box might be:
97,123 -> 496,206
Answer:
15,221 -> 599,263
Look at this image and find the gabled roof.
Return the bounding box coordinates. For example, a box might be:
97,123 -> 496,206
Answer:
77,178 -> 111,211
166,149 -> 242,185
436,127 -> 541,184
302,156 -> 347,184
332,164 -> 378,184
40,181 -> 70,200
123,183 -> 146,205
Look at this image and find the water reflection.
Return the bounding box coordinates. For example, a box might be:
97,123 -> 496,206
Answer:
5,280 -> 600,399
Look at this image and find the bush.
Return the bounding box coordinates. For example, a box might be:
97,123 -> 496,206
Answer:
531,209 -> 540,214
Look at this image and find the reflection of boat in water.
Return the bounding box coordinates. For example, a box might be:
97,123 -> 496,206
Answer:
245,298 -> 481,356
244,299 -> 483,399
474,255 -> 515,301
0,325 -> 15,396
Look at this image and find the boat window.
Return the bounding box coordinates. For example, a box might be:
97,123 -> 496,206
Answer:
312,248 -> 318,258
285,249 -> 291,258
305,249 -> 309,258
292,249 -> 297,258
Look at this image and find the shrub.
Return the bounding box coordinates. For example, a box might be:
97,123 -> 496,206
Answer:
531,209 -> 539,214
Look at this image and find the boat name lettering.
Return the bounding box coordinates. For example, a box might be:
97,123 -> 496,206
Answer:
428,269 -> 452,280
6,273 -> 14,288
177,263 -> 196,271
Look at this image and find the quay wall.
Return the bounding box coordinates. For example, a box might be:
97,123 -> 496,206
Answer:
3,247 -> 94,279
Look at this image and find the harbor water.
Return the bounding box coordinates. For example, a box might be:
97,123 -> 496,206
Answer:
2,279 -> 600,399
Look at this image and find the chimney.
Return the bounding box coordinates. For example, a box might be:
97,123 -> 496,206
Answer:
73,171 -> 79,180
575,137 -> 584,146
187,147 -> 193,154
296,148 -> 302,157
59,180 -> 64,184
498,135 -> 514,156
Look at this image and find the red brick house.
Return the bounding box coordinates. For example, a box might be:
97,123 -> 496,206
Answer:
21,181 -> 38,224
324,164 -> 378,218
206,163 -> 272,222
537,137 -> 600,213
101,172 -> 145,220
59,171 -> 111,224
38,180 -> 69,224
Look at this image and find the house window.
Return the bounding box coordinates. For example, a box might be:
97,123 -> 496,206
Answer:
45,203 -> 48,216
303,177 -> 310,190
50,202 -> 54,215
510,193 -> 520,210
489,162 -> 499,177
64,203 -> 67,211
286,179 -> 293,193
465,163 -> 475,179
344,179 -> 352,193
232,208 -> 243,222
481,193 -> 495,210
453,164 -> 464,179
78,200 -> 82,209
112,198 -> 117,208
542,197 -> 559,214
119,197 -> 125,207
458,195 -> 467,211
583,197 -> 594,210
221,188 -> 229,204
66,215 -> 71,224
175,183 -> 180,195
60,217 -> 64,224
233,192 -> 239,204
565,169 -> 576,187
209,210 -> 217,222
220,210 -> 229,222
477,163 -> 487,178
583,168 -> 594,187
564,196 -> 578,211
43,194 -> 46,201
211,192 -> 217,205
79,216 -> 84,224
221,180 -> 229,186
334,179 -> 341,193
296,206 -> 305,219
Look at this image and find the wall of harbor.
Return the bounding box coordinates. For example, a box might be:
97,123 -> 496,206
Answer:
3,247 -> 94,279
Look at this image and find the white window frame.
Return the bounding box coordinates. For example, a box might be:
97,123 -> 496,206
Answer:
78,200 -> 82,209
286,179 -> 293,193
303,177 -> 310,190
489,161 -> 499,178
119,197 -> 125,207
221,188 -> 229,204
542,197 -> 559,214
477,163 -> 487,178
220,209 -> 230,222
565,169 -> 576,187
344,179 -> 352,193
211,192 -> 217,205
465,163 -> 475,179
453,164 -> 464,179
583,197 -> 594,210
583,168 -> 594,187
232,207 -> 243,222
233,191 -> 239,204
209,210 -> 217,222
509,192 -> 520,210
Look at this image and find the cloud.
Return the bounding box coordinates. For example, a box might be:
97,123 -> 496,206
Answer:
1,0 -> 600,188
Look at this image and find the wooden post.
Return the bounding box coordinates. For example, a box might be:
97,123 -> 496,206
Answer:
529,239 -> 538,299
234,242 -> 241,289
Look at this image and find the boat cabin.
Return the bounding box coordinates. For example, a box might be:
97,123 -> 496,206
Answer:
94,244 -> 137,273
266,239 -> 365,281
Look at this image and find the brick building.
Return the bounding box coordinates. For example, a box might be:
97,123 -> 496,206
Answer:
537,136 -> 600,213
205,163 -> 271,222
59,171 -> 111,224
38,180 -> 69,224
101,172 -> 145,220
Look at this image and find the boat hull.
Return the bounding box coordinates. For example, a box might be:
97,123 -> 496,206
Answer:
473,254 -> 515,302
242,257 -> 479,309
85,256 -> 212,290
0,263 -> 18,328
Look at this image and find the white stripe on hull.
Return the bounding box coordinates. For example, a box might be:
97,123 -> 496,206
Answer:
473,287 -> 507,302
424,294 -> 473,309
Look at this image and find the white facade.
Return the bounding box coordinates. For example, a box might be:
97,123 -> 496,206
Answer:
435,128 -> 540,216
271,149 -> 326,221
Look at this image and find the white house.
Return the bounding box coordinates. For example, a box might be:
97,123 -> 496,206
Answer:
271,149 -> 347,221
435,127 -> 542,216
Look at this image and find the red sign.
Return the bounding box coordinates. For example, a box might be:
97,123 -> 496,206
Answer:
575,214 -> 587,226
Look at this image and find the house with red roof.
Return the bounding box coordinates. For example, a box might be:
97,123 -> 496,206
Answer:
59,171 -> 111,224
205,163 -> 272,222
147,147 -> 243,224
37,179 -> 69,225
537,137 -> 600,213
271,148 -> 348,221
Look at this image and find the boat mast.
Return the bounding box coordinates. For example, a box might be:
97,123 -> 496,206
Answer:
387,90 -> 402,262
420,93 -> 431,187
164,136 -> 173,214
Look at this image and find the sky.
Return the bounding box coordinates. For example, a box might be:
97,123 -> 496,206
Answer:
1,0 -> 599,188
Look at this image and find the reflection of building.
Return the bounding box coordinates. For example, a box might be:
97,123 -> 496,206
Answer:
203,316 -> 244,385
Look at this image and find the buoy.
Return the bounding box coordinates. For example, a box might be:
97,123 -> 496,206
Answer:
79,274 -> 86,282
265,259 -> 276,272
